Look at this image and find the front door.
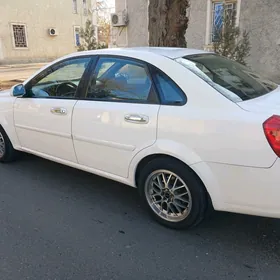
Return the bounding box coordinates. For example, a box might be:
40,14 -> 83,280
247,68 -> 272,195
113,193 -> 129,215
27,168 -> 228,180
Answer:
14,56 -> 92,162
72,56 -> 160,177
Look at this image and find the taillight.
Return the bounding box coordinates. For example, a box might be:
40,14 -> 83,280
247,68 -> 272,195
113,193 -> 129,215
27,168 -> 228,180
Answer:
263,115 -> 280,157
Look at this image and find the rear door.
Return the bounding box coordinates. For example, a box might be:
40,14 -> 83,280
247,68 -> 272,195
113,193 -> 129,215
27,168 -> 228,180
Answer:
72,56 -> 160,177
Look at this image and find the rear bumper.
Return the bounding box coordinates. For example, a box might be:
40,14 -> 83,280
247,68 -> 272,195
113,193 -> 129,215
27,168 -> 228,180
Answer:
192,159 -> 280,219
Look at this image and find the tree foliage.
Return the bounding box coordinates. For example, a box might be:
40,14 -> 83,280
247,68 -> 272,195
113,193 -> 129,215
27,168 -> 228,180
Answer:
148,0 -> 189,47
98,18 -> 111,48
78,19 -> 107,51
213,6 -> 251,65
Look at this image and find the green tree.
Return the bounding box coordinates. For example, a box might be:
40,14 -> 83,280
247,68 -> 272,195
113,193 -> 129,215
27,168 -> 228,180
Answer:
98,18 -> 110,48
77,19 -> 107,51
213,5 -> 251,65
78,19 -> 97,51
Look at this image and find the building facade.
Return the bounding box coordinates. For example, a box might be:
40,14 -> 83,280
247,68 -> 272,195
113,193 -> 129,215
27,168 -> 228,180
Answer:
113,0 -> 280,82
112,0 -> 148,48
0,0 -> 98,64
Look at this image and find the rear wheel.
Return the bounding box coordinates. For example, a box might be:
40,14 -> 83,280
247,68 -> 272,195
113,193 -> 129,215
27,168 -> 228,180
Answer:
0,127 -> 18,163
138,158 -> 209,229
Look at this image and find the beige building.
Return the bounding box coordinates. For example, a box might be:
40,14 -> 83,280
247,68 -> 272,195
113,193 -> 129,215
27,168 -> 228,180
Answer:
0,0 -> 100,64
113,0 -> 280,82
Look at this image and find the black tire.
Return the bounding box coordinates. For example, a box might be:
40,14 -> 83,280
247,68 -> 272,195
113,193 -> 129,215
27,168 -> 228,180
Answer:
0,127 -> 18,163
138,157 -> 209,230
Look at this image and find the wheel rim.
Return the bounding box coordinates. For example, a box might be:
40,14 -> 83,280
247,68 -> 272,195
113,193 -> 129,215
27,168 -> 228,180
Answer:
0,131 -> 5,158
144,170 -> 192,222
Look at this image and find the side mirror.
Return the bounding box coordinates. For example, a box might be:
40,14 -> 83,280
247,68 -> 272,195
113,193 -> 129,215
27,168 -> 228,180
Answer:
12,84 -> 26,97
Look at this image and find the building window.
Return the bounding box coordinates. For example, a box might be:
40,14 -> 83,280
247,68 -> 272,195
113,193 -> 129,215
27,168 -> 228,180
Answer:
74,26 -> 81,46
73,0 -> 78,14
12,24 -> 28,48
211,1 -> 237,42
83,0 -> 88,15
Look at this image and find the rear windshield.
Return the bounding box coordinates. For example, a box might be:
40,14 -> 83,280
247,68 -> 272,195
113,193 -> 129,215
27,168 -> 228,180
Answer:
175,54 -> 278,102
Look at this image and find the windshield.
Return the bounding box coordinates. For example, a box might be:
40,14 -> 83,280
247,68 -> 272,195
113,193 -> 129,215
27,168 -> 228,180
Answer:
175,54 -> 278,102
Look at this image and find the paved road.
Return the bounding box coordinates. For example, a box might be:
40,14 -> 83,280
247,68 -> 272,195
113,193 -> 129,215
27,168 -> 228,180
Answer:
1,154 -> 280,280
0,63 -> 47,80
0,63 -> 47,90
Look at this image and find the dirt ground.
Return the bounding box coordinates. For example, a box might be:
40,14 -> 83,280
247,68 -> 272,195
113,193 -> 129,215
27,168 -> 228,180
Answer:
0,63 -> 48,90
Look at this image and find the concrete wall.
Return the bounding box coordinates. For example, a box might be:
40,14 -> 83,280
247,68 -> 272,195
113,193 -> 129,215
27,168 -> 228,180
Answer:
113,0 -> 148,47
239,0 -> 280,82
114,0 -> 205,48
0,0 -> 90,64
184,0 -> 280,82
185,0 -> 207,49
114,0 -> 280,82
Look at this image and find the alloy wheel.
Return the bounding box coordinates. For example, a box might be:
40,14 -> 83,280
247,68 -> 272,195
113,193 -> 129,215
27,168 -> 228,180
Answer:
144,170 -> 192,222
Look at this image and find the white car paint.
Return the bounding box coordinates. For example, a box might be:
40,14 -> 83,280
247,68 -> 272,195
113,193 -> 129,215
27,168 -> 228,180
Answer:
14,98 -> 78,162
72,101 -> 160,177
0,90 -> 20,149
238,85 -> 280,113
0,47 -> 280,220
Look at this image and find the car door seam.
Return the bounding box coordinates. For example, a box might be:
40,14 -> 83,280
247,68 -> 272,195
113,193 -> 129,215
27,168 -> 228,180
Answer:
126,105 -> 161,178
12,97 -> 22,147
71,100 -> 79,163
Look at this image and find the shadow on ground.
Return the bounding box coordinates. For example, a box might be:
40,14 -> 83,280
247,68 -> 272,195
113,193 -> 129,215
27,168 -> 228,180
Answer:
14,153 -> 280,251
1,153 -> 280,279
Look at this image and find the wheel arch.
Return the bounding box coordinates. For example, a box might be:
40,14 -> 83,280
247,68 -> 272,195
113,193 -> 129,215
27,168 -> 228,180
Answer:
0,99 -> 21,149
132,151 -> 227,210
0,121 -> 20,150
134,153 -> 213,206
0,123 -> 8,137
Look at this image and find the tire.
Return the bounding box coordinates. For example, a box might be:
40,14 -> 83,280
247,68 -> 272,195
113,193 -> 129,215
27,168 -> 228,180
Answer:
0,127 -> 18,163
138,157 -> 209,230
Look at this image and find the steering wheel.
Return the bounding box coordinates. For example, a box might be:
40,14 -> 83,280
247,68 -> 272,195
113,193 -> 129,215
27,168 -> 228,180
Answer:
56,82 -> 78,97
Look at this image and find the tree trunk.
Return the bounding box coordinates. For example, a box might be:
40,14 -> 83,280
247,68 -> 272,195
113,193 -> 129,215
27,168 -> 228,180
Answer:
148,0 -> 189,47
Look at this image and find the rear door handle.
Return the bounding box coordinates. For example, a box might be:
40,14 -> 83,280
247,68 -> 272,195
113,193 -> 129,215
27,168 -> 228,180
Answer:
50,107 -> 67,115
124,114 -> 149,124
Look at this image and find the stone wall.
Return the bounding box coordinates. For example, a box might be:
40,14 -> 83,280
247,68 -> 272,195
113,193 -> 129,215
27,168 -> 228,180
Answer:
185,0 -> 207,49
239,0 -> 280,82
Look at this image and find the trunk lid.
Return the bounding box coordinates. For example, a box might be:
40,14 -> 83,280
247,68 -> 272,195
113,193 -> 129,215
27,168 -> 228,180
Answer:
237,86 -> 280,113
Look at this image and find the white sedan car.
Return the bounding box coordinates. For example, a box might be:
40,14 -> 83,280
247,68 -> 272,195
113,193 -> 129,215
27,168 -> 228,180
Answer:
0,47 -> 279,229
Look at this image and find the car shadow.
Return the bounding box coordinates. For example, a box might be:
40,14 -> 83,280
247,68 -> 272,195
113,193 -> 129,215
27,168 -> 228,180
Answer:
13,153 -> 280,260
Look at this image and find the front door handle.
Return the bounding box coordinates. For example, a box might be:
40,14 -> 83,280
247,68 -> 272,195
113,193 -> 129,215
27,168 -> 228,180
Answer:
50,107 -> 67,115
124,114 -> 149,124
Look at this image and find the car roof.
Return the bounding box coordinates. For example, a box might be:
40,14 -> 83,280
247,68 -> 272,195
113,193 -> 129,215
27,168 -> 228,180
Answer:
69,47 -> 211,60
119,47 -> 210,59
23,47 -> 211,85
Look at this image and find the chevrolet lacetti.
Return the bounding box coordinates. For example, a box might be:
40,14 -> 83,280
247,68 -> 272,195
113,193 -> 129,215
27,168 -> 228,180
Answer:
0,47 -> 279,229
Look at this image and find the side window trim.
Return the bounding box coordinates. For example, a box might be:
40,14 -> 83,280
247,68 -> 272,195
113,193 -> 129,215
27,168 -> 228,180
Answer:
149,65 -> 187,106
24,55 -> 95,100
80,55 -> 160,104
76,56 -> 98,99
79,55 -> 101,99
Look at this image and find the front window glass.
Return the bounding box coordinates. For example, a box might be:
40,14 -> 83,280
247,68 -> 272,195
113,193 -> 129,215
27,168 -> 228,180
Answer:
176,54 -> 278,102
26,57 -> 91,98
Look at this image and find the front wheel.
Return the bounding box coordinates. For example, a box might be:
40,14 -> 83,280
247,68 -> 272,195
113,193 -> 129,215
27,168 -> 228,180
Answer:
138,158 -> 209,230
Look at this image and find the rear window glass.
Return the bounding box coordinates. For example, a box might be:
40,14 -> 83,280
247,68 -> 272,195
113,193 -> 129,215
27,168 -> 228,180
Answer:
176,54 -> 278,102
